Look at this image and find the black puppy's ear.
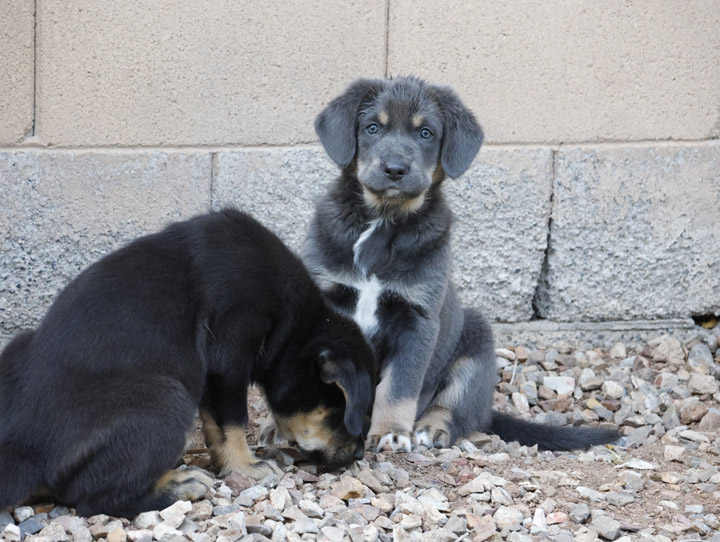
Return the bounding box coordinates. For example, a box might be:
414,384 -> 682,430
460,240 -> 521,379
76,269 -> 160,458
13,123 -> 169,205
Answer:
315,79 -> 384,168
319,353 -> 372,436
434,86 -> 484,179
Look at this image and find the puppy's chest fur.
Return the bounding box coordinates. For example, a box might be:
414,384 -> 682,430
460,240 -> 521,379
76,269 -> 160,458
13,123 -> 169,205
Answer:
319,219 -> 426,339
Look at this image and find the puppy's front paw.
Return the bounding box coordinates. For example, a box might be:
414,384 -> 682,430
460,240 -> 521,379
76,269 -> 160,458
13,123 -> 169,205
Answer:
413,426 -> 450,449
221,458 -> 284,480
257,418 -> 286,446
155,467 -> 214,501
413,406 -> 453,448
367,431 -> 412,453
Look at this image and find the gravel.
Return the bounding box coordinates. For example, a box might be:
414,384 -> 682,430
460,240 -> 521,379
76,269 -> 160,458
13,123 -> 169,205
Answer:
3,325 -> 720,542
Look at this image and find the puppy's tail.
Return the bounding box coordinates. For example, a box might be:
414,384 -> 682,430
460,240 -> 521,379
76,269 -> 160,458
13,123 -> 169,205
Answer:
489,412 -> 619,451
0,445 -> 42,508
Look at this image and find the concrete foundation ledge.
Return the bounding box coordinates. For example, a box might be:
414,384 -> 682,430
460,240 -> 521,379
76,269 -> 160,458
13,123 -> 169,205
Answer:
494,318 -> 699,349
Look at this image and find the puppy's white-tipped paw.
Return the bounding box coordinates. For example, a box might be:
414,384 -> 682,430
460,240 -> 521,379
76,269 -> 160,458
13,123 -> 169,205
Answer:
373,432 -> 412,453
414,429 -> 431,448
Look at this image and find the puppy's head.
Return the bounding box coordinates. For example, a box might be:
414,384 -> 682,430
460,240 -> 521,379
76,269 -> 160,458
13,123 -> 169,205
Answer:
315,76 -> 483,215
266,318 -> 376,471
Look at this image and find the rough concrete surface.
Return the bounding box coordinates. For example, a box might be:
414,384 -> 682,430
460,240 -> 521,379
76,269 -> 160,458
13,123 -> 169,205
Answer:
536,142 -> 720,322
0,152 -> 211,334
0,0 -> 35,144
34,1 -> 385,146
388,0 -> 720,143
213,146 -> 553,323
447,147 -> 553,322
212,148 -> 337,253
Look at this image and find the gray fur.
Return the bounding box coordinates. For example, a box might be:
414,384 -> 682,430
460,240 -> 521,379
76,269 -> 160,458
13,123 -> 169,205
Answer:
304,76 -> 618,451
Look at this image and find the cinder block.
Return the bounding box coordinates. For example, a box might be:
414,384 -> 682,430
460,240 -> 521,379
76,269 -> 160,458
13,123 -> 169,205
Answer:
536,143 -> 720,321
212,147 -> 337,252
213,146 -> 553,322
0,152 -> 211,334
447,148 -> 553,322
0,0 -> 34,143
35,1 -> 385,146
388,1 -> 720,143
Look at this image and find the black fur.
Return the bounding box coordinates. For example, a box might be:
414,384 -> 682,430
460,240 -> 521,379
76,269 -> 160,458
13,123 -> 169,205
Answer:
0,209 -> 375,517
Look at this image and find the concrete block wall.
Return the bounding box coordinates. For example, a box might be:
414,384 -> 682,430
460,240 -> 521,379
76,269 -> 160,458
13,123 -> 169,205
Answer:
1,0 -> 719,335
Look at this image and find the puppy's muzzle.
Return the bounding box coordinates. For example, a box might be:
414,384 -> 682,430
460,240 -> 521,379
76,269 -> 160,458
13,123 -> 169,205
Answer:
383,160 -> 409,181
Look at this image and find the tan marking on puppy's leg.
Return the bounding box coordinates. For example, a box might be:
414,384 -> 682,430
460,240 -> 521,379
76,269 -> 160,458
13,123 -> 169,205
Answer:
412,114 -> 424,128
153,468 -> 214,501
211,425 -> 283,480
378,111 -> 389,125
434,356 -> 475,408
367,368 -> 417,452
199,409 -> 222,449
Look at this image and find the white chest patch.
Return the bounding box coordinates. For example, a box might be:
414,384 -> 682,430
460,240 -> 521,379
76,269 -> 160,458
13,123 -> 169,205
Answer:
352,218 -> 382,276
351,219 -> 384,335
353,275 -> 383,335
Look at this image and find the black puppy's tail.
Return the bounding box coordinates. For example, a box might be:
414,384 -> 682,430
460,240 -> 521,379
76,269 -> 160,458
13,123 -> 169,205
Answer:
489,412 -> 619,451
0,445 -> 42,508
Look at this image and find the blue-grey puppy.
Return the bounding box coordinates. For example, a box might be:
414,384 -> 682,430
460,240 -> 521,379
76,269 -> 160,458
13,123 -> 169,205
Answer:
303,76 -> 617,452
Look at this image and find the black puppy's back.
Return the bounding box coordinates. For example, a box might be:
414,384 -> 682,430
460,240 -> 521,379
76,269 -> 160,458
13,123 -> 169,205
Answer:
0,209 -> 345,516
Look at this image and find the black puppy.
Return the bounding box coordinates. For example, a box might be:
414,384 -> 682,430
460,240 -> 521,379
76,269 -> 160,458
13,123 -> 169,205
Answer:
301,76 -> 618,452
0,209 -> 375,518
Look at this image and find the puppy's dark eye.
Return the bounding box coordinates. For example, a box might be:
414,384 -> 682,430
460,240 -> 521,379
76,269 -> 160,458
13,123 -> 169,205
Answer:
420,127 -> 433,140
366,123 -> 379,135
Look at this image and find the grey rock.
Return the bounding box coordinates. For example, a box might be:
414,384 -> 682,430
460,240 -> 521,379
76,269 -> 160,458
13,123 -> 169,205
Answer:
605,492 -> 634,507
569,503 -> 590,523
13,506 -> 34,523
0,510 -> 13,531
591,515 -> 622,540
19,515 -> 46,537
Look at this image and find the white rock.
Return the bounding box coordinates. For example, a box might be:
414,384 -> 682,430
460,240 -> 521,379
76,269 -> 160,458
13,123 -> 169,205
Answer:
512,392 -> 530,414
543,376 -> 576,396
609,342 -> 627,359
494,507 -> 524,529
152,523 -> 183,540
13,506 -> 34,523
688,374 -> 719,395
602,380 -> 626,399
531,508 -> 547,534
134,511 -> 161,530
159,500 -> 191,528
299,499 -> 324,518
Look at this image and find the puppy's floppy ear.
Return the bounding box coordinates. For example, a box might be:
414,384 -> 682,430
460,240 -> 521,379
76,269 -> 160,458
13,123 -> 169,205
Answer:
315,79 -> 384,168
319,353 -> 372,436
434,86 -> 484,179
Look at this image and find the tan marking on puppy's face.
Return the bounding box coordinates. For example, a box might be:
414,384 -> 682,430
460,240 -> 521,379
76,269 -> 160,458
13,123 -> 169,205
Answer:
274,406 -> 334,452
412,114 -> 424,128
361,184 -> 427,217
378,111 -> 389,125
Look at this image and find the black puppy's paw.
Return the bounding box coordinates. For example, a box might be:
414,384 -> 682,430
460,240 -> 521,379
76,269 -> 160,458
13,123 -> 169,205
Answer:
155,467 -> 214,501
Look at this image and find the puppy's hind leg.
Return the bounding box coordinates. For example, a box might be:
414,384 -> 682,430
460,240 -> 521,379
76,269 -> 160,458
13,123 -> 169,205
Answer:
0,444 -> 43,508
414,309 -> 495,448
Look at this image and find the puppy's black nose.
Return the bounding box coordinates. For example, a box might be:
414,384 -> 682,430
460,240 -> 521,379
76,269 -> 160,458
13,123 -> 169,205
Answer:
353,443 -> 365,460
384,161 -> 408,181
